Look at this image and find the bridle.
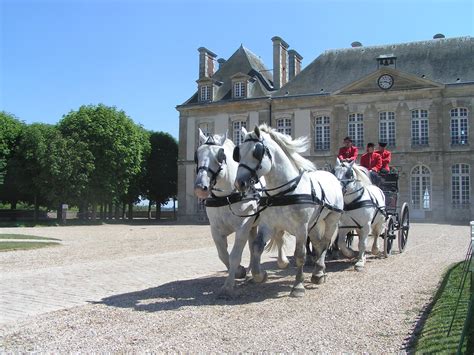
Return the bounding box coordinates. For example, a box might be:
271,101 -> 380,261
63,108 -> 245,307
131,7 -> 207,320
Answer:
232,137 -> 272,186
194,138 -> 226,192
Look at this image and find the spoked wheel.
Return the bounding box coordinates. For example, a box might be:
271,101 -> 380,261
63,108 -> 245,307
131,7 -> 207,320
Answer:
383,215 -> 396,258
398,202 -> 410,253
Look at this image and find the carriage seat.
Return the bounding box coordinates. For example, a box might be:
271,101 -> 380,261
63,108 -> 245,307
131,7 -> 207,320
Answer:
380,173 -> 398,192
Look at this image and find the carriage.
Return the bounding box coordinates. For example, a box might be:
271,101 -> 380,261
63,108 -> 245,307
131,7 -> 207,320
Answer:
378,170 -> 410,257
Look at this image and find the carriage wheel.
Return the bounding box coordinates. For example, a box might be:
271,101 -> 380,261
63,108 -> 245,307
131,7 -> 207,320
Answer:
398,202 -> 410,253
383,216 -> 396,258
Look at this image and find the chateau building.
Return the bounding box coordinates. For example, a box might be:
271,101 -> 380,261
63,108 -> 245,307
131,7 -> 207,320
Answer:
176,35 -> 474,223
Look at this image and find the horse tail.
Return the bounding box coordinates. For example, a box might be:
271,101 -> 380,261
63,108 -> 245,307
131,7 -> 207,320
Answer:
264,231 -> 290,253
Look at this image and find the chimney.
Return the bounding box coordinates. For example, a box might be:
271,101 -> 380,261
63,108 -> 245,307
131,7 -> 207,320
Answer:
271,36 -> 289,89
198,47 -> 217,79
217,58 -> 226,70
288,49 -> 303,81
433,33 -> 445,39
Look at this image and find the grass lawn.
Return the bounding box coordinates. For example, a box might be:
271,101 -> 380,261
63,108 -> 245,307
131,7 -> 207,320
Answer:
0,234 -> 60,241
413,261 -> 473,354
0,241 -> 60,251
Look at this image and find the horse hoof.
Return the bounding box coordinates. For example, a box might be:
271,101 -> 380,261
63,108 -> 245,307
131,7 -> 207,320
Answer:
216,287 -> 235,300
277,259 -> 289,269
354,263 -> 365,272
235,265 -> 247,279
311,274 -> 327,284
252,271 -> 268,284
290,285 -> 305,298
371,248 -> 380,256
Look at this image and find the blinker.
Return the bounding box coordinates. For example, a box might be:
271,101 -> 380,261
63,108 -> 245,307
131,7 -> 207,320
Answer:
233,146 -> 240,162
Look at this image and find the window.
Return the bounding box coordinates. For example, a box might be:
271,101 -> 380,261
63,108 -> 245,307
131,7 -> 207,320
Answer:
452,164 -> 470,207
379,111 -> 396,146
315,116 -> 330,151
232,120 -> 247,145
233,81 -> 246,98
411,109 -> 429,146
348,113 -> 364,148
450,108 -> 469,145
276,118 -> 292,136
411,165 -> 431,210
199,85 -> 211,102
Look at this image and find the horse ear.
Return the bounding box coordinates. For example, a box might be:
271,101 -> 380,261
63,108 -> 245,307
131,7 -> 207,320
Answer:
336,158 -> 341,166
198,129 -> 207,145
254,125 -> 261,138
222,130 -> 228,145
241,126 -> 248,136
349,160 -> 355,167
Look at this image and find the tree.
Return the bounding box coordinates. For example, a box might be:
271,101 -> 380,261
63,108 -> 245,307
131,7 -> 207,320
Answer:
143,131 -> 178,219
0,112 -> 24,202
58,104 -> 147,219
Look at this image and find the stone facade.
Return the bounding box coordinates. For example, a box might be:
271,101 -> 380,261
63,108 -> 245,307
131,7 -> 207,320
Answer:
177,36 -> 474,223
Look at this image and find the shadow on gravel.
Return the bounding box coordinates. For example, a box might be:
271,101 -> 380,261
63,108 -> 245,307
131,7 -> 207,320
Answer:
96,257 -> 357,313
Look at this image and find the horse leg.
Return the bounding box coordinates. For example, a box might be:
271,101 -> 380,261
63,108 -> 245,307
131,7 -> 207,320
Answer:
355,224 -> 370,271
218,226 -> 250,299
371,217 -> 385,256
250,225 -> 271,283
290,233 -> 307,298
305,236 -> 315,266
311,212 -> 339,284
338,227 -> 356,259
275,230 -> 289,269
210,226 -> 229,270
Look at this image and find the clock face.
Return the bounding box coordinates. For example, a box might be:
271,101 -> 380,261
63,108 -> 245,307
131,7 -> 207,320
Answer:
378,74 -> 394,90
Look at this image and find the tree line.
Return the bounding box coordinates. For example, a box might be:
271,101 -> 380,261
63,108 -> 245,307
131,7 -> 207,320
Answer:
0,104 -> 178,221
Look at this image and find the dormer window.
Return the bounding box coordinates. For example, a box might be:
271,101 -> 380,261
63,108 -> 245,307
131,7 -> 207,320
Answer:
199,85 -> 212,102
377,54 -> 397,69
233,81 -> 246,98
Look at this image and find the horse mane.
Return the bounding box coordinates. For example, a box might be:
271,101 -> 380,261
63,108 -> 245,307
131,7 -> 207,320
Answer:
258,124 -> 316,172
351,163 -> 372,187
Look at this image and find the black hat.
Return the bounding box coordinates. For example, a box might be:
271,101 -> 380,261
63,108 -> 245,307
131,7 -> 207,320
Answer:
367,142 -> 375,148
343,136 -> 352,142
378,142 -> 387,147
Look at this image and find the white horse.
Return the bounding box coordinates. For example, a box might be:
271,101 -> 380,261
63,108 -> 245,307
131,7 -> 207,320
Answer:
234,125 -> 344,297
333,159 -> 386,270
194,129 -> 289,298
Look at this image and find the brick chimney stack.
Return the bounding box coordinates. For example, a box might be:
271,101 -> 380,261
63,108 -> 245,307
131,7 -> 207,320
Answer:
198,47 -> 217,79
288,49 -> 303,81
271,36 -> 289,90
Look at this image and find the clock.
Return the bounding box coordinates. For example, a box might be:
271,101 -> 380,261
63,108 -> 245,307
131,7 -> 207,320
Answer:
377,74 -> 394,90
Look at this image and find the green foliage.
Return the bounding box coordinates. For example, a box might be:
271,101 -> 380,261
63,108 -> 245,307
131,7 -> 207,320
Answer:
413,261 -> 473,353
143,131 -> 178,205
0,112 -> 24,185
59,104 -> 147,204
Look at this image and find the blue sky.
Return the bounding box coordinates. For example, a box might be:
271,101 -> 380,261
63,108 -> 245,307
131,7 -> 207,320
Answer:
1,0 -> 473,140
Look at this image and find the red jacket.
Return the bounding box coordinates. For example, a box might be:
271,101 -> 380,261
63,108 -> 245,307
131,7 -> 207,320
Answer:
338,146 -> 358,162
376,149 -> 391,172
360,152 -> 382,172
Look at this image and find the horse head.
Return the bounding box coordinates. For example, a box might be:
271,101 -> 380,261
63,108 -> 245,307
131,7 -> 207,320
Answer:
233,126 -> 273,192
194,129 -> 233,199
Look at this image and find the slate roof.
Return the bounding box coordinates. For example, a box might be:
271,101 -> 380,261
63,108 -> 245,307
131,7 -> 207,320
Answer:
274,36 -> 474,97
183,45 -> 274,105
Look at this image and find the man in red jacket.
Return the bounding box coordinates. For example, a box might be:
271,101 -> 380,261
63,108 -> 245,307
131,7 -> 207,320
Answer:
360,143 -> 382,185
376,142 -> 391,174
338,136 -> 358,162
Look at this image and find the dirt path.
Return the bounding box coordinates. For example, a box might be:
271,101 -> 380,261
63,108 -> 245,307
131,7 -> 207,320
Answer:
0,223 -> 470,352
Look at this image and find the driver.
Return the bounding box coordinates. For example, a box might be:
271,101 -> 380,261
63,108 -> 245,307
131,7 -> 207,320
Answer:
360,142 -> 382,186
376,141 -> 391,174
338,136 -> 358,162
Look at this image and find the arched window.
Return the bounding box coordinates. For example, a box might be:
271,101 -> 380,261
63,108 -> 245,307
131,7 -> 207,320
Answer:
411,109 -> 429,146
315,116 -> 330,150
348,113 -> 364,148
451,164 -> 470,207
411,165 -> 431,210
379,111 -> 396,146
450,108 -> 469,145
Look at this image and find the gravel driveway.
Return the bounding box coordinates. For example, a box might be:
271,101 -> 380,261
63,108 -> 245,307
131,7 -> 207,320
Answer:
0,223 -> 470,352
